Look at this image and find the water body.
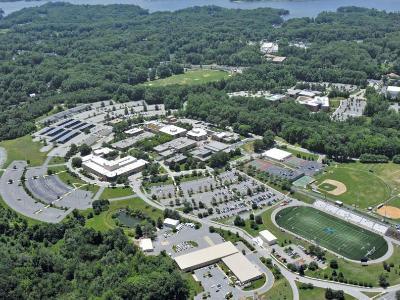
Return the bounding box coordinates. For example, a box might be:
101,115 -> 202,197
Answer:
1,0 -> 400,18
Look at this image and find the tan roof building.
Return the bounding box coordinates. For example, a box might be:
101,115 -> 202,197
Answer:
222,252 -> 263,284
174,241 -> 238,271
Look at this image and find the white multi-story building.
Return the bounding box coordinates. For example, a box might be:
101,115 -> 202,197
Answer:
82,149 -> 148,180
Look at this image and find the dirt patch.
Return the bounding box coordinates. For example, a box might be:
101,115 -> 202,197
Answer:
319,179 -> 347,196
377,206 -> 400,219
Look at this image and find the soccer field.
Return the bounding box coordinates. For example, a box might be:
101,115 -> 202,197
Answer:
275,206 -> 388,261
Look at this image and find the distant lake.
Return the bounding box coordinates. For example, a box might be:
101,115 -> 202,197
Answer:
1,0 -> 400,18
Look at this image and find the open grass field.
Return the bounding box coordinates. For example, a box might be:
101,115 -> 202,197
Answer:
47,156 -> 65,165
275,206 -> 388,260
254,277 -> 293,300
278,146 -> 318,161
388,196 -> 400,208
307,243 -> 400,286
84,197 -> 163,232
243,275 -> 266,291
0,135 -> 48,167
297,283 -> 356,300
144,69 -> 229,87
316,163 -> 392,208
99,186 -> 135,199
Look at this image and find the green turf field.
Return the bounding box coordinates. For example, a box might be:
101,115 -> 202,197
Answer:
316,164 -> 391,208
144,69 -> 229,87
275,206 -> 388,260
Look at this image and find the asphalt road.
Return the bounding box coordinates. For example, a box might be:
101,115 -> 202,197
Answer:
130,170 -> 400,300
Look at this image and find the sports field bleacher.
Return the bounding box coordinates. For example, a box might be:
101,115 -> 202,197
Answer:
313,200 -> 388,234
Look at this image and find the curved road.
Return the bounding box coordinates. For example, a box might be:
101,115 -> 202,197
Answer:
130,176 -> 400,300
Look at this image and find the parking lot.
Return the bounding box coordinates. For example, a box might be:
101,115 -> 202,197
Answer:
149,171 -> 281,220
25,168 -> 94,210
0,161 -> 69,223
331,98 -> 366,121
194,265 -> 240,300
152,224 -> 223,256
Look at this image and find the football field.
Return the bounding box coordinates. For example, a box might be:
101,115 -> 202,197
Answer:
275,206 -> 388,261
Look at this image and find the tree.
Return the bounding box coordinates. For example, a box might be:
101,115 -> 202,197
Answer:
234,215 -> 245,226
262,130 -> 275,149
71,157 -> 82,168
79,144 -> 92,156
330,259 -> 339,269
157,217 -> 163,229
255,215 -> 263,224
379,273 -> 389,288
253,140 -> 265,153
135,224 -> 143,238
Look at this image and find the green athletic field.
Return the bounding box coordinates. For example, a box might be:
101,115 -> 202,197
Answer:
315,165 -> 391,208
275,206 -> 388,261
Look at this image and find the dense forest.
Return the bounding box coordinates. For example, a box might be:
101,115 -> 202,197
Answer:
0,206 -> 189,299
0,4 -> 400,158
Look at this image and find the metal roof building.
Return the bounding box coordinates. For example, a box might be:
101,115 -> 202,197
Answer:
139,238 -> 154,252
259,229 -> 277,245
174,242 -> 238,271
222,252 -> 263,284
263,148 -> 292,161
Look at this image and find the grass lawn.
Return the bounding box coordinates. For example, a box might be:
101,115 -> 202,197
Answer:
315,163 -> 391,208
292,191 -> 315,204
49,166 -> 100,194
360,291 -> 383,298
279,146 -> 318,161
84,198 -> 163,232
329,97 -> 345,109
306,243 -> 400,286
99,186 -> 135,199
297,283 -> 356,300
256,277 -> 293,300
241,141 -> 255,153
243,274 -> 266,291
48,156 -> 66,165
0,135 -> 48,167
388,196 -> 400,208
144,69 -> 229,87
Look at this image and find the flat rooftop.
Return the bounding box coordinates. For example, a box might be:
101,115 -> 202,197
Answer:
263,148 -> 291,161
222,252 -> 263,283
159,125 -> 187,136
174,241 -> 238,271
259,229 -> 277,242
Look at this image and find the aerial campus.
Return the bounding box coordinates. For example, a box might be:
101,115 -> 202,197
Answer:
1,3 -> 400,300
